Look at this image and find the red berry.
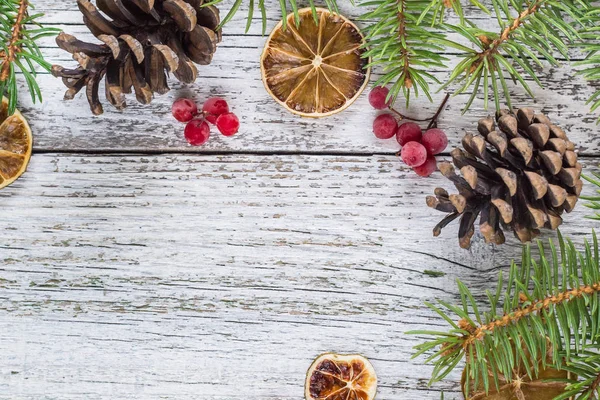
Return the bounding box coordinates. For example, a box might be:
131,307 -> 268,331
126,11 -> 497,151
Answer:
373,113 -> 397,139
172,98 -> 198,122
422,128 -> 448,155
184,120 -> 210,146
368,86 -> 391,110
203,97 -> 229,124
413,155 -> 437,177
216,113 -> 240,136
396,122 -> 422,146
401,141 -> 427,167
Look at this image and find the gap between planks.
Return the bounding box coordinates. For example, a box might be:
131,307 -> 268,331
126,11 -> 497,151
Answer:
30,149 -> 600,158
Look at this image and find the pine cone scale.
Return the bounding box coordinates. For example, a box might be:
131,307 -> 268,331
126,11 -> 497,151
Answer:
547,138 -> 566,154
197,6 -> 220,31
495,168 -> 517,196
539,151 -> 562,175
97,0 -> 141,25
163,0 -> 197,32
498,115 -> 518,137
80,0 -> 121,36
97,34 -> 121,58
429,108 -> 581,249
128,0 -> 155,14
528,123 -> 550,148
546,184 -> 567,207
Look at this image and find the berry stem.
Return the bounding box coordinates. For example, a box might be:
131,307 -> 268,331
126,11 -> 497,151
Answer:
388,107 -> 432,122
388,93 -> 451,127
426,93 -> 451,130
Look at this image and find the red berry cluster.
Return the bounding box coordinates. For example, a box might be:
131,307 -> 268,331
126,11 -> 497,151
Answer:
369,87 -> 448,177
172,97 -> 240,146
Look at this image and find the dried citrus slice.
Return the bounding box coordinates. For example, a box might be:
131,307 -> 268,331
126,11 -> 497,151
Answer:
461,366 -> 571,400
0,97 -> 32,189
461,342 -> 572,400
305,353 -> 377,400
261,8 -> 370,118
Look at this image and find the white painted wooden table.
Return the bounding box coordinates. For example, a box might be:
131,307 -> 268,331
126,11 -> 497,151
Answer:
1,2 -> 599,399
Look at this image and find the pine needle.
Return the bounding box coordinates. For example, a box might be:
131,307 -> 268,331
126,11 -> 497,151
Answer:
359,0 -> 453,107
0,0 -> 58,115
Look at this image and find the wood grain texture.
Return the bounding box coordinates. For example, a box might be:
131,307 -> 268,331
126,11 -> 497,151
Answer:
3,1 -> 600,399
1,154 -> 597,399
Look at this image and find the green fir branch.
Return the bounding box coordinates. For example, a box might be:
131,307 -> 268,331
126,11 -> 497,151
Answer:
574,7 -> 600,123
410,231 -> 600,398
359,0 -> 460,106
0,0 -> 58,115
442,0 -> 587,113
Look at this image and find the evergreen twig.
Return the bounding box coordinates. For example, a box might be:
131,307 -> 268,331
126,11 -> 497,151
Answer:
359,0 -> 458,106
409,231 -> 600,399
0,0 -> 58,115
442,0 -> 587,113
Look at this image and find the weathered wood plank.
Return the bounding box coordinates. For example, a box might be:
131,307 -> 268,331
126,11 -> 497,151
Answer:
1,154 -> 597,398
20,62 -> 600,154
14,0 -> 600,154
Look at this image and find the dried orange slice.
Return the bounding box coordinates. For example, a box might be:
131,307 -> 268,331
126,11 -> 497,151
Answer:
461,342 -> 572,400
305,353 -> 377,400
261,8 -> 370,118
0,97 -> 32,189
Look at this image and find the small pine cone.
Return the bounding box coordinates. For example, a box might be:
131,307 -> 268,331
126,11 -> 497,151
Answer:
52,0 -> 221,115
428,108 -> 582,249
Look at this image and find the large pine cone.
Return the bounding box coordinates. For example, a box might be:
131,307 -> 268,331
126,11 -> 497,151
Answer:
428,108 -> 582,249
52,0 -> 221,115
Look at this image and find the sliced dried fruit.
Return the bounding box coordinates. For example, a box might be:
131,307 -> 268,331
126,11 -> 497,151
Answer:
0,98 -> 32,189
261,8 -> 370,118
305,353 -> 377,400
461,343 -> 572,400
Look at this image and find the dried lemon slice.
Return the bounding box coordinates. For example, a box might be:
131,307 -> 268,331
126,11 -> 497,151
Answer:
305,353 -> 377,400
0,97 -> 32,189
261,8 -> 370,118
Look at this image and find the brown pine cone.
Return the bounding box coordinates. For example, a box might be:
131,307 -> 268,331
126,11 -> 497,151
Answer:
52,0 -> 221,115
428,108 -> 582,249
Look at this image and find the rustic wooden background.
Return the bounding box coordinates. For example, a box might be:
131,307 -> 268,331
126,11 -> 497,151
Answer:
2,1 -> 599,399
